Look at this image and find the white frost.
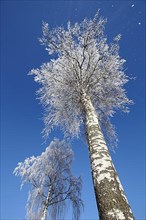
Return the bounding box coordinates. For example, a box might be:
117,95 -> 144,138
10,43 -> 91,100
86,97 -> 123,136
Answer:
14,139 -> 83,220
30,11 -> 132,147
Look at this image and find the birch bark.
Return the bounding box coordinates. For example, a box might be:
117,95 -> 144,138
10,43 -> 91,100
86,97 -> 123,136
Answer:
81,93 -> 134,220
41,190 -> 51,220
41,206 -> 48,220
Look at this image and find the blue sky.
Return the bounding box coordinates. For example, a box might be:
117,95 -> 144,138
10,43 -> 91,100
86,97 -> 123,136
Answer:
1,1 -> 145,219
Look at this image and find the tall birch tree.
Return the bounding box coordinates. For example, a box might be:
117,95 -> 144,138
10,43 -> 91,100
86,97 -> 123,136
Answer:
30,11 -> 134,219
14,139 -> 83,220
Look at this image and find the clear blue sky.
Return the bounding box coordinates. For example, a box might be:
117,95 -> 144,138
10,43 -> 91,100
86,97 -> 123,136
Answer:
1,1 -> 145,219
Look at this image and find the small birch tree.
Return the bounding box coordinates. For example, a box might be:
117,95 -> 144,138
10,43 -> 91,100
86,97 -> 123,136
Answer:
30,11 -> 134,219
14,139 -> 83,220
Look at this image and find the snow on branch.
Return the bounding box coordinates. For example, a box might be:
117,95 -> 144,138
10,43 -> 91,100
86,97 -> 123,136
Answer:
13,139 -> 83,220
30,11 -> 133,148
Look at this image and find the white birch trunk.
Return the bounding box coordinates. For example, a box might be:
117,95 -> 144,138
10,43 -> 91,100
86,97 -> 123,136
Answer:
41,206 -> 48,220
81,93 -> 134,220
41,190 -> 51,220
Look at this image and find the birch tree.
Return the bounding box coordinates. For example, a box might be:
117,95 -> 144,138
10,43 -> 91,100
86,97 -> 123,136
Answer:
30,11 -> 134,219
14,139 -> 83,220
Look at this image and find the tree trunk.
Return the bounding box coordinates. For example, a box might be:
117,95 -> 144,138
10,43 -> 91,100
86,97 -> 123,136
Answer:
81,93 -> 134,220
41,190 -> 51,220
41,205 -> 48,220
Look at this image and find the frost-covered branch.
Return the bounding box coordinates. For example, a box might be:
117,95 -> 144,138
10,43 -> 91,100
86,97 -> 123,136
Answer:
30,11 -> 132,147
14,139 -> 83,220
28,11 -> 135,219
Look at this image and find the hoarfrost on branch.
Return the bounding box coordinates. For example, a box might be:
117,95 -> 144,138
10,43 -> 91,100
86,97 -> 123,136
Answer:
30,11 -> 132,148
14,139 -> 83,220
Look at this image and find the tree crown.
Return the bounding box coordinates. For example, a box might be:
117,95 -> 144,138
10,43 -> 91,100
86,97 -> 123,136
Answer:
30,11 -> 132,147
14,139 -> 83,220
